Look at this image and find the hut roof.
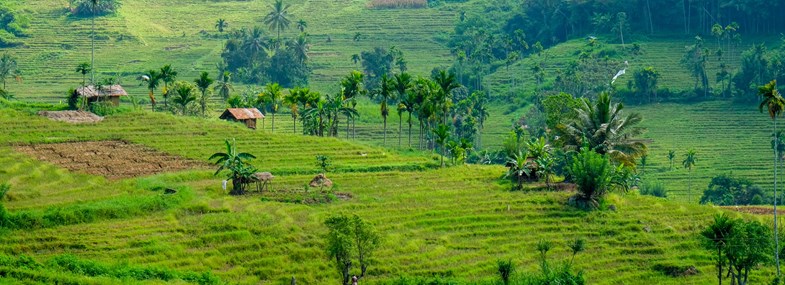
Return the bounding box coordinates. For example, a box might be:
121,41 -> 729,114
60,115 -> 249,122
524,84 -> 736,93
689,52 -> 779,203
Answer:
76,85 -> 128,98
220,108 -> 265,120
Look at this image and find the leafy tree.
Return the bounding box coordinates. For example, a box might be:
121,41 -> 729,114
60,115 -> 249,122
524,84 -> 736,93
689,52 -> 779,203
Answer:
611,12 -> 628,47
263,0 -> 291,45
159,64 -> 178,108
324,214 -> 381,285
360,47 -> 394,90
351,54 -> 360,65
194,72 -> 214,117
316,155 -> 331,173
700,174 -> 767,206
171,81 -> 196,115
214,71 -> 234,100
555,92 -> 646,166
683,149 -> 697,202
667,150 -> 676,171
701,213 -> 735,285
209,139 -> 257,195
734,44 -> 769,100
75,62 -> 91,88
725,219 -> 773,285
215,18 -> 227,33
296,19 -> 306,32
0,53 -> 18,90
633,66 -> 659,103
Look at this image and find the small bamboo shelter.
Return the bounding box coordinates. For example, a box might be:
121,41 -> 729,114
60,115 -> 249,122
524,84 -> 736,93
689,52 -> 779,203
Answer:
220,108 -> 265,129
75,85 -> 128,106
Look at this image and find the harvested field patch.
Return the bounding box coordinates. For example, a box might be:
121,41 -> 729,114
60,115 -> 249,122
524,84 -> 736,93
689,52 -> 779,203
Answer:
38,111 -> 103,123
721,206 -> 774,215
15,140 -> 207,179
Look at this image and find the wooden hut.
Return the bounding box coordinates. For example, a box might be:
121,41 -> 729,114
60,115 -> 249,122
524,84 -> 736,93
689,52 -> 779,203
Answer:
220,108 -> 265,129
75,85 -> 128,106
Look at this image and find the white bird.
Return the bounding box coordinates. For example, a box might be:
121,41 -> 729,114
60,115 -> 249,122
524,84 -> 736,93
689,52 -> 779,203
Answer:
611,61 -> 630,85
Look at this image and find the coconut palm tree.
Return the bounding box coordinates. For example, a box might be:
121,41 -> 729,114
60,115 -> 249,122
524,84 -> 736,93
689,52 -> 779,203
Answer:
373,74 -> 395,145
288,34 -> 309,64
434,124 -> 450,167
143,69 -> 161,110
159,64 -> 178,108
296,19 -> 307,32
215,18 -> 228,33
555,92 -> 647,166
75,62 -> 91,87
194,71 -> 214,117
214,71 -> 234,100
263,0 -> 291,46
668,150 -> 676,170
701,213 -> 736,285
341,71 -> 365,137
759,79 -> 784,277
505,149 -> 532,191
432,69 -> 460,125
262,83 -> 284,133
172,82 -> 196,115
209,139 -> 257,195
400,91 -> 417,148
683,149 -> 697,202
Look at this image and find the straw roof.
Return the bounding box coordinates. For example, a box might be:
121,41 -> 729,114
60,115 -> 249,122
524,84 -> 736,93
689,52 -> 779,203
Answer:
76,85 -> 128,98
220,108 -> 265,120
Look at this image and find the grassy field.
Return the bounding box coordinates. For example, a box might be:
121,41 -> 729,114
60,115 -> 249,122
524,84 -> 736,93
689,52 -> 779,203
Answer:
0,101 -> 779,284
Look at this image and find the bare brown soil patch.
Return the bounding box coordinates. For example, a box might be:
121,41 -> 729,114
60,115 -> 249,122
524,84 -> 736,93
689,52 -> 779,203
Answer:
38,111 -> 103,123
721,206 -> 773,215
16,140 -> 206,179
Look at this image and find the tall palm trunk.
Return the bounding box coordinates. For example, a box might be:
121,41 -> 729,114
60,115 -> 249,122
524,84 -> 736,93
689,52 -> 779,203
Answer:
91,5 -> 95,85
688,168 -> 692,203
272,112 -> 276,133
383,115 -> 387,146
398,113 -> 402,149
774,116 -> 780,278
408,112 -> 413,148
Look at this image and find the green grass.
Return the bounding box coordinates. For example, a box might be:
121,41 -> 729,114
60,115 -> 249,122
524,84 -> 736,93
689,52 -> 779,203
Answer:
0,103 -> 778,284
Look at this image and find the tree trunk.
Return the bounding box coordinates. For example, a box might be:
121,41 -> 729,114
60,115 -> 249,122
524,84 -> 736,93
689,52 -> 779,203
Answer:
272,112 -> 276,133
408,112 -> 413,148
718,246 -> 722,285
346,116 -> 350,139
383,115 -> 387,146
772,117 -> 780,279
688,168 -> 692,203
398,113 -> 402,149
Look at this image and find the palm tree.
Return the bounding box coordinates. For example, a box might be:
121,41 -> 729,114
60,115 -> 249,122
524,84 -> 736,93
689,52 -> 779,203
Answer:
215,18 -> 228,33
505,150 -> 532,191
262,83 -> 284,133
172,82 -> 196,115
668,150 -> 676,170
759,79 -> 785,277
288,34 -> 309,64
159,64 -> 178,108
701,213 -> 735,285
393,73 -> 412,148
474,93 -> 489,148
296,19 -> 307,32
75,63 -> 91,87
209,139 -> 257,195
143,69 -> 161,110
263,0 -> 291,45
432,70 -> 460,125
683,149 -> 697,202
214,71 -> 234,100
194,72 -> 214,117
341,71 -> 365,138
397,103 -> 405,148
351,54 -> 361,65
434,124 -> 450,167
373,74 -> 395,145
400,91 -> 417,148
284,87 -> 304,134
555,92 -> 647,166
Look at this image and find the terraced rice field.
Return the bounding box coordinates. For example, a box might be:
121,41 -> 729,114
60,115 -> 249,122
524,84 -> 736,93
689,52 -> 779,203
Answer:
0,102 -> 778,284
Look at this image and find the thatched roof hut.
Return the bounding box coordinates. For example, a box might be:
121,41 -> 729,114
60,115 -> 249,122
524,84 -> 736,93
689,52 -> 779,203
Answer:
75,85 -> 128,106
220,108 -> 265,129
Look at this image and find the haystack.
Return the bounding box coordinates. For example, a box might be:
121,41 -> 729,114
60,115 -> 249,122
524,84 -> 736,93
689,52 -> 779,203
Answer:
309,173 -> 333,188
38,110 -> 104,123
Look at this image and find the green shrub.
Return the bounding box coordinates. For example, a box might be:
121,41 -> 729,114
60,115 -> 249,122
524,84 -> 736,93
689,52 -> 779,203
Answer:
640,180 -> 667,198
497,259 -> 514,285
700,174 -> 767,205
